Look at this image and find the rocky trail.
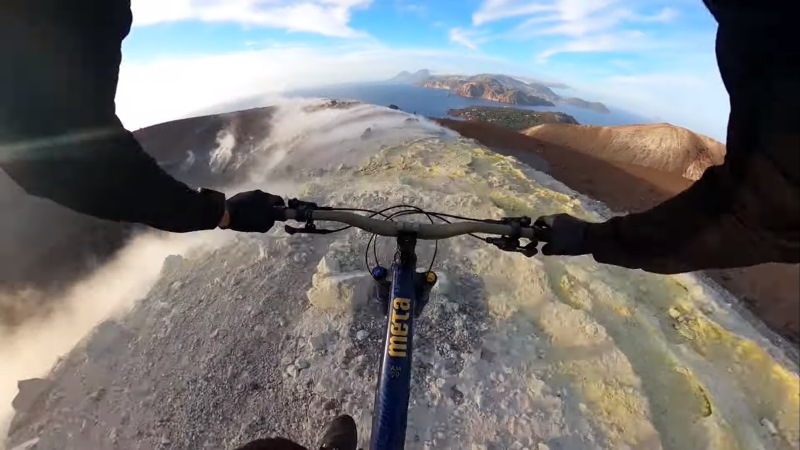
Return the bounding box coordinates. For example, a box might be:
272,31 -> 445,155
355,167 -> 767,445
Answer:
3,103 -> 798,450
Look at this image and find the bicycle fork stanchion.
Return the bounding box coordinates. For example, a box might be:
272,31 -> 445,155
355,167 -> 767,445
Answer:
413,271 -> 437,318
371,266 -> 391,313
371,268 -> 437,317
370,233 -> 417,450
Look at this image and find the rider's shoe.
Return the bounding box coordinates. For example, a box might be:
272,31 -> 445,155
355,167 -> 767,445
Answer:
318,414 -> 357,450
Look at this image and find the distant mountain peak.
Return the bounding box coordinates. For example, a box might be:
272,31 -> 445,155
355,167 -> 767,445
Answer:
388,69 -> 432,84
511,75 -> 571,89
418,73 -> 559,107
385,71 -> 608,113
416,73 -> 608,113
562,97 -> 610,114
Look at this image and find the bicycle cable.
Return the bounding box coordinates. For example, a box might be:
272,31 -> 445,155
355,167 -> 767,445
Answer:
296,203 -> 499,274
365,205 -> 438,273
376,208 -> 439,274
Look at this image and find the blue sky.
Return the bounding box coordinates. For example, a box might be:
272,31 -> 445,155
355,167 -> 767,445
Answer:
118,0 -> 729,140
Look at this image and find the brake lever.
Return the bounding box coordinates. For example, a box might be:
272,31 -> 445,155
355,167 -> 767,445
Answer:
284,199 -> 340,234
484,216 -> 538,256
286,198 -> 334,221
485,237 -> 539,257
519,241 -> 539,257
284,224 -> 338,235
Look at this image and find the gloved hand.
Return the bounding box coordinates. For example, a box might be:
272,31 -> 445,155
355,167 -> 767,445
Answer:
533,214 -> 590,256
223,190 -> 285,232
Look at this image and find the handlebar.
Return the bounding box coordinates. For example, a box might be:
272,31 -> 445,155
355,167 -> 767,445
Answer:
282,209 -> 536,241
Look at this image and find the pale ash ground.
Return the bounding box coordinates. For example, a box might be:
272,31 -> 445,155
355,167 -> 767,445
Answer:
4,104 -> 799,450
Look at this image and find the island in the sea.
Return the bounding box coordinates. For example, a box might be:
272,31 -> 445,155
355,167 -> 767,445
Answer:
390,69 -> 610,113
560,97 -> 610,114
448,105 -> 579,130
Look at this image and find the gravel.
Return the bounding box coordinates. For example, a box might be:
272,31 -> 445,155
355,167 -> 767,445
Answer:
5,102 -> 797,450
6,235 -> 335,450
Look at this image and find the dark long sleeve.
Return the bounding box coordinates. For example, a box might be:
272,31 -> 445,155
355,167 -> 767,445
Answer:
0,0 -> 224,232
583,0 -> 800,274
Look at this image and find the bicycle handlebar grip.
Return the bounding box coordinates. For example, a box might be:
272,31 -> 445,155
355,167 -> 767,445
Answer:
276,208 -> 296,222
532,218 -> 552,241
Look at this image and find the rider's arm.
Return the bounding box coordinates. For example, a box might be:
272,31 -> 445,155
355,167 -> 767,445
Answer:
0,0 -> 226,233
582,1 -> 800,274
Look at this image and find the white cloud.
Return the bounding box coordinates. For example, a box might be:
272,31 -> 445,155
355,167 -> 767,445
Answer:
639,7 -> 678,23
608,73 -> 706,88
130,0 -> 372,38
535,30 -> 651,60
395,0 -> 427,16
593,70 -> 729,140
473,0 -> 554,25
472,0 -> 679,59
116,44 -> 523,129
114,39 -> 729,140
475,0 -> 676,29
449,28 -> 488,50
525,9 -> 630,38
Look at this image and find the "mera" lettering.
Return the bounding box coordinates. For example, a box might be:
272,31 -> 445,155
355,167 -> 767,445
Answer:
388,298 -> 411,357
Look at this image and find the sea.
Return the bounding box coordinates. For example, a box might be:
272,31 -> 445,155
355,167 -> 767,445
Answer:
290,82 -> 652,127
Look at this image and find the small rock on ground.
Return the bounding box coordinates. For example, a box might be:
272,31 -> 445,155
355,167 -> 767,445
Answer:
760,417 -> 778,435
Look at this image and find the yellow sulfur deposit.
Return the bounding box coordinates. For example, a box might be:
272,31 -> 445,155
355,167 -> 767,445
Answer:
333,137 -> 799,450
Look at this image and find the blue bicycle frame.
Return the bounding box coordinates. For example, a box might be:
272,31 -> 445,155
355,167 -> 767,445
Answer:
368,233 -> 436,450
280,201 -> 537,448
280,200 -> 533,447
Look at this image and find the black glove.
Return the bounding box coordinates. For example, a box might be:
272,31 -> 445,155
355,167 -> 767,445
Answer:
224,190 -> 285,232
534,214 -> 590,256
